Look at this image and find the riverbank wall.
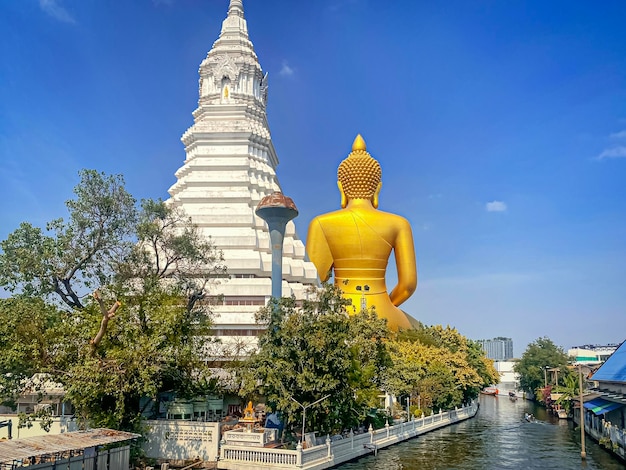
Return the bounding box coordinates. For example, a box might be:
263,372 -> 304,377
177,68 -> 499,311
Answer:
574,411 -> 626,462
217,401 -> 479,470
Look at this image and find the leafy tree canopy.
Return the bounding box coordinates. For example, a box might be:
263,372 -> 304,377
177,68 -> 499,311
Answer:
514,336 -> 570,395
0,170 -> 136,308
0,297 -> 62,408
0,170 -> 226,431
238,284 -> 391,438
387,325 -> 499,411
239,284 -> 498,438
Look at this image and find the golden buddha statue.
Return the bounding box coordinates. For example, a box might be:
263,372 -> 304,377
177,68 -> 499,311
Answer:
306,135 -> 418,330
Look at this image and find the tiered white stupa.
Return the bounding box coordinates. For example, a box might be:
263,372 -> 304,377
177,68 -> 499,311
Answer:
167,0 -> 318,352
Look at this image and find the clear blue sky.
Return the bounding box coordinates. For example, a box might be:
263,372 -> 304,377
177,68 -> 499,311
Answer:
1,0 -> 625,357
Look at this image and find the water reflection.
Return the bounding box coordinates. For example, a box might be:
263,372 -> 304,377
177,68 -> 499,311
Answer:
337,395 -> 624,469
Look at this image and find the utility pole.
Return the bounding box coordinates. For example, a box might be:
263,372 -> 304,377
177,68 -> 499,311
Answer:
579,364 -> 586,459
290,394 -> 331,445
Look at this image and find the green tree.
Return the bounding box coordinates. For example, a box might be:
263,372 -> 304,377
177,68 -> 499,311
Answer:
0,297 -> 62,408
465,340 -> 501,397
239,284 -> 391,438
514,337 -> 570,396
386,325 -> 498,413
383,340 -> 425,399
0,170 -> 226,432
0,170 -> 136,309
418,361 -> 460,412
555,373 -> 578,414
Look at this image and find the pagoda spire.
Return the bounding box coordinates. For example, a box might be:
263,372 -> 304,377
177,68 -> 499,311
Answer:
211,0 -> 254,55
195,0 -> 267,112
228,0 -> 244,17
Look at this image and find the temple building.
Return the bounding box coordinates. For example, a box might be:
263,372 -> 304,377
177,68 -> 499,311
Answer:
167,0 -> 318,356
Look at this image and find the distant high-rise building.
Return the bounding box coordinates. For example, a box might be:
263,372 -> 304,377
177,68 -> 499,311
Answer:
478,337 -> 514,361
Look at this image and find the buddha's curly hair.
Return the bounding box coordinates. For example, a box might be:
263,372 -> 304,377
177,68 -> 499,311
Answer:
337,150 -> 382,198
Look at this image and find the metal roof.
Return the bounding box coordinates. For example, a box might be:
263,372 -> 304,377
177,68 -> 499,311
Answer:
0,429 -> 139,464
592,340 -> 626,382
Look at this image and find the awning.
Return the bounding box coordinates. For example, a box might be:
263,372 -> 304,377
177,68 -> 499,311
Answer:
583,398 -> 624,415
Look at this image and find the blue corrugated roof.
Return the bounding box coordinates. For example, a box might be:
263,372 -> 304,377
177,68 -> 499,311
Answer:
583,398 -> 624,415
592,340 -> 626,382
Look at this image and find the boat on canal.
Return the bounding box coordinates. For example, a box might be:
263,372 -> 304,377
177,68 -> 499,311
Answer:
524,412 -> 536,422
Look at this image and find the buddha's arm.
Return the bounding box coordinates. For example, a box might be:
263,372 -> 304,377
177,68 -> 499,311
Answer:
389,219 -> 417,306
306,218 -> 333,282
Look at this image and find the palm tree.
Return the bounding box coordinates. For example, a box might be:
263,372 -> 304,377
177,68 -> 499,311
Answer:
555,374 -> 578,414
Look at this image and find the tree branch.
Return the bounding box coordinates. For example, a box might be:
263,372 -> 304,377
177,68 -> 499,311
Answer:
89,290 -> 121,356
187,289 -> 205,313
65,233 -> 102,285
62,278 -> 84,309
52,276 -> 81,309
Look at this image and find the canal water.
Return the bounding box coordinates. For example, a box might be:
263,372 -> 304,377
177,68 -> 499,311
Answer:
338,395 -> 625,470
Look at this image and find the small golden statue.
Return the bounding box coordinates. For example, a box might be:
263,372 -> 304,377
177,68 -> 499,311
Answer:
243,401 -> 255,420
239,401 -> 259,432
306,135 -> 418,330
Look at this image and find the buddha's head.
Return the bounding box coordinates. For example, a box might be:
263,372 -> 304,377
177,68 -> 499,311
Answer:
337,134 -> 382,208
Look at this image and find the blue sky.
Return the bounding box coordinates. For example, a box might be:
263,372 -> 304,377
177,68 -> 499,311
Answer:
1,0 -> 625,357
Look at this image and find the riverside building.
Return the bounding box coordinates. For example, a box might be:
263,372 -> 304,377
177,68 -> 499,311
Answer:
568,343 -> 619,365
167,0 -> 318,357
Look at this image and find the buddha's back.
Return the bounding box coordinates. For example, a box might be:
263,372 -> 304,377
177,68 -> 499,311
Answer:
312,206 -> 404,272
306,135 -> 418,330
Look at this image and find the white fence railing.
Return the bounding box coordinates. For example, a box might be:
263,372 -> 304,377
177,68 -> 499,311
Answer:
221,447 -> 299,466
217,401 -> 479,470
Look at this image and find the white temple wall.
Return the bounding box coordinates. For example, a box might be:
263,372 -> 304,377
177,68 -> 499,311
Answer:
143,420 -> 220,463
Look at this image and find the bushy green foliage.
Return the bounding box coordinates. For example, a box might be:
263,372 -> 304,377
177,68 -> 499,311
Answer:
387,325 -> 499,412
238,284 -> 497,436
555,374 -> 578,413
0,297 -> 62,407
0,170 -> 225,432
0,170 -> 136,307
514,337 -> 570,396
239,284 -> 391,437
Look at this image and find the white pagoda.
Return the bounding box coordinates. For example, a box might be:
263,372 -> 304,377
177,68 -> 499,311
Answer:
167,0 -> 318,354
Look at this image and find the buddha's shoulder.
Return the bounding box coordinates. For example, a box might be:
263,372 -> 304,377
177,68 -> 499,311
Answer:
371,211 -> 412,232
310,209 -> 347,223
309,214 -> 342,232
384,211 -> 412,226
376,209 -> 409,221
311,209 -> 410,226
